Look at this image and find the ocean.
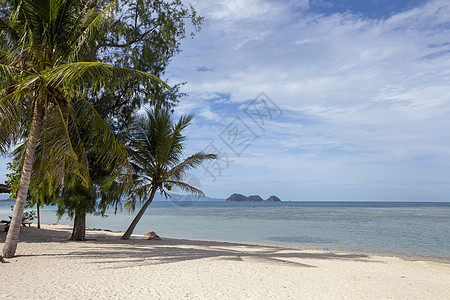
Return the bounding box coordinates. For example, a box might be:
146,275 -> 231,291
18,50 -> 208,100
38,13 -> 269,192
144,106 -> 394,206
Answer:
1,199 -> 449,262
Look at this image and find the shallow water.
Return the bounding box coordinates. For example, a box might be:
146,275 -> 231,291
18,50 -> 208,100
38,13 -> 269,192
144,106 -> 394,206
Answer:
1,200 -> 449,260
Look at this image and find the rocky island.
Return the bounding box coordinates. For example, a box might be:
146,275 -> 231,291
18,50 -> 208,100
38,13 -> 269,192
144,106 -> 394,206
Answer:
226,193 -> 281,202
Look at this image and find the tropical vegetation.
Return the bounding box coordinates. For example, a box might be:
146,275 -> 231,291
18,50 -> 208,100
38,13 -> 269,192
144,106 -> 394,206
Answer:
121,108 -> 217,240
0,0 -> 166,257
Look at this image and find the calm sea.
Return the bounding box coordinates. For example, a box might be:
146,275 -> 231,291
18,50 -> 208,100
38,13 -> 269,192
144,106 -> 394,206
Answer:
1,199 -> 449,261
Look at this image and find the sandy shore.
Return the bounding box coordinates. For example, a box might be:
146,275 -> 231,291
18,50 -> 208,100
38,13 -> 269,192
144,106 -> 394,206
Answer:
1,225 -> 449,299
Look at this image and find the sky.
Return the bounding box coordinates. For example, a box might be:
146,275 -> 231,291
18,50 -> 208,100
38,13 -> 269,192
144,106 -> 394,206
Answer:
1,0 -> 449,201
163,0 -> 450,201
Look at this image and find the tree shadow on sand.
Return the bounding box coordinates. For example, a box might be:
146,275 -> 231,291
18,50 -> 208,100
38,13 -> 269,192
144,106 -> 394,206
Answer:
0,226 -> 376,269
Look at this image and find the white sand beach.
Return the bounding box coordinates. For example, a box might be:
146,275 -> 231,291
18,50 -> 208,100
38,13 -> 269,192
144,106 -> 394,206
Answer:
1,224 -> 449,299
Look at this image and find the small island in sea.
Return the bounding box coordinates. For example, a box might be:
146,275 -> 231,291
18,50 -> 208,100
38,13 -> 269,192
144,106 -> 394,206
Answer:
226,193 -> 282,202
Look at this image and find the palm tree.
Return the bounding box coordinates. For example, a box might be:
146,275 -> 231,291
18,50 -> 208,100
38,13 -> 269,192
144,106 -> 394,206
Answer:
7,138 -> 125,241
0,0 -> 165,257
121,108 -> 216,240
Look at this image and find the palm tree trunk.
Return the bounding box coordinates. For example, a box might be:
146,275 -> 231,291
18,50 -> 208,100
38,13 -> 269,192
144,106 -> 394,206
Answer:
2,100 -> 44,258
70,210 -> 86,241
121,187 -> 157,240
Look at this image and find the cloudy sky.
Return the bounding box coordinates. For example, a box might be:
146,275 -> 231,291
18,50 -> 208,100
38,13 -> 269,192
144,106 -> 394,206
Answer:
1,0 -> 449,201
164,0 -> 450,201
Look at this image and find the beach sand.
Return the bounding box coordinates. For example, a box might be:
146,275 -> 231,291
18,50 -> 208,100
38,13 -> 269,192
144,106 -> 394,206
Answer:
1,224 -> 449,299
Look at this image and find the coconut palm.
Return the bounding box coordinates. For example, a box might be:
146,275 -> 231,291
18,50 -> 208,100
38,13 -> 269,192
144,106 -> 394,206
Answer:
0,0 -> 165,257
121,108 -> 216,240
7,135 -> 126,241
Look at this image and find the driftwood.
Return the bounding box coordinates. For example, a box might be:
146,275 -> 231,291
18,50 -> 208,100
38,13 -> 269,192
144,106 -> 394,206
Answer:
144,231 -> 161,240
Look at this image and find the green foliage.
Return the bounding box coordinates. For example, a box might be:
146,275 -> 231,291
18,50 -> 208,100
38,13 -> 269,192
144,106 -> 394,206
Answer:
90,0 -> 202,129
54,147 -> 126,220
6,150 -> 54,208
22,209 -> 36,222
0,0 -> 167,194
10,205 -> 36,221
4,162 -> 19,199
6,162 -> 37,221
1,0 -> 204,230
98,0 -> 203,72
6,124 -> 125,220
125,108 -> 217,211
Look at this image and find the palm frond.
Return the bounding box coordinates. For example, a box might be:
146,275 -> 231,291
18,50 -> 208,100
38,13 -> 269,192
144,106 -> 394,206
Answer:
71,94 -> 132,180
0,92 -> 31,155
124,178 -> 152,212
0,62 -> 21,82
70,0 -> 117,60
0,16 -> 19,41
161,112 -> 193,166
125,109 -> 217,210
43,62 -> 168,94
166,180 -> 205,197
37,100 -> 91,187
0,49 -> 13,65
22,0 -> 51,23
168,152 -> 217,180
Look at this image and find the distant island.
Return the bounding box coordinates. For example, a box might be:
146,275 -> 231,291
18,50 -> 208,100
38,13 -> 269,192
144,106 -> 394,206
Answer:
226,193 -> 282,202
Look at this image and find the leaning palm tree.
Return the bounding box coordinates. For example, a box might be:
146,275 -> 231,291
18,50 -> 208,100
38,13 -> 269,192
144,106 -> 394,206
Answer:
121,108 -> 216,240
0,0 -> 165,257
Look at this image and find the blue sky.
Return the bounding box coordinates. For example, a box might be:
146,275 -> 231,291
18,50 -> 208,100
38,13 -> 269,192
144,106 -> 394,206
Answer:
1,0 -> 449,201
163,0 -> 450,201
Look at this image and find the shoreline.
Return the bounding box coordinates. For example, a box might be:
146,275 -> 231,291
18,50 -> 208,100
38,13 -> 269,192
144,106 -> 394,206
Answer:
245,242 -> 450,265
1,224 -> 450,299
87,226 -> 450,264
3,222 -> 450,264
2,203 -> 448,262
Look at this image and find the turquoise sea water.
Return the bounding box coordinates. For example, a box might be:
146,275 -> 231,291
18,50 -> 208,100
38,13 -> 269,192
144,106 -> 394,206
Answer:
1,200 -> 449,261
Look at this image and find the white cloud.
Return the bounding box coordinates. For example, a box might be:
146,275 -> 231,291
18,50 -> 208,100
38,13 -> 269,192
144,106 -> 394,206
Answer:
1,1 -> 448,201
166,0 -> 450,199
209,0 -> 279,21
294,38 -> 319,45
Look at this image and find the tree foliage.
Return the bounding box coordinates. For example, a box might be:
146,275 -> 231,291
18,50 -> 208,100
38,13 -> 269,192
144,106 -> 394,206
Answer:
0,0 -> 169,256
121,108 -> 216,239
90,0 -> 202,129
